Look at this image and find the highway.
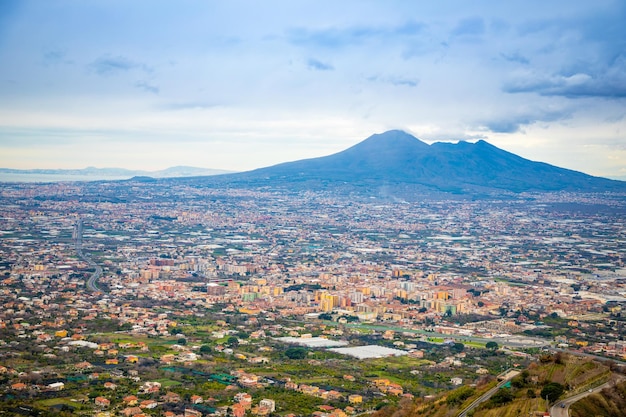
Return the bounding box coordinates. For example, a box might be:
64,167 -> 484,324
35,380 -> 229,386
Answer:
74,219 -> 101,292
457,369 -> 520,417
549,375 -> 624,417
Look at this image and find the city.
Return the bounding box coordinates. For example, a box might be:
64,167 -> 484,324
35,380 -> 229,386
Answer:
0,179 -> 625,416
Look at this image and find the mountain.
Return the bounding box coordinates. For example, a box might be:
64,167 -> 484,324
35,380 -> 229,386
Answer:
0,166 -> 233,182
197,130 -> 625,195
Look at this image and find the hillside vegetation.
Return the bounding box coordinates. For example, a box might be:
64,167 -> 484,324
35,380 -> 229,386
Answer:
570,381 -> 626,417
370,352 -> 613,417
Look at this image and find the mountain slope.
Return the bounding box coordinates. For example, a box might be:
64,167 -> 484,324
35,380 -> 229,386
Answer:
220,130 -> 623,194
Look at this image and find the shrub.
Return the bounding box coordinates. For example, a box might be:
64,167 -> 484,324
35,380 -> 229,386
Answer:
541,382 -> 565,402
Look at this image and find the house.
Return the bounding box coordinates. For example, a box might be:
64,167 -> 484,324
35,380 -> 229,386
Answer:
234,392 -> 252,408
330,409 -> 348,417
162,391 -> 182,403
184,409 -> 203,417
75,361 -> 93,371
179,352 -> 198,361
327,390 -> 342,400
231,403 -> 246,417
48,382 -> 65,391
139,399 -> 158,409
120,407 -> 143,416
104,382 -> 117,390
55,330 -> 68,338
11,382 -> 27,391
409,350 -> 424,358
300,384 -> 320,395
348,394 -> 362,404
139,381 -> 161,394
285,381 -> 298,390
190,395 -> 203,404
160,354 -> 176,364
123,395 -> 139,406
252,407 -> 271,416
259,399 -> 275,412
451,377 -> 463,386
95,397 -> 110,408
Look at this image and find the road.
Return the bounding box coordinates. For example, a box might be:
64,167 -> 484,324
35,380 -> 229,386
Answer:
85,260 -> 102,292
74,219 -> 101,292
549,376 -> 624,417
457,370 -> 519,417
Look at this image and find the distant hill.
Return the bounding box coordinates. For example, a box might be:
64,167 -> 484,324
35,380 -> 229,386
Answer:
0,166 -> 233,182
187,130 -> 625,196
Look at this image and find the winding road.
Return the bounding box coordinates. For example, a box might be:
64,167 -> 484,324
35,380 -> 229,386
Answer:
74,219 -> 102,292
549,376 -> 624,417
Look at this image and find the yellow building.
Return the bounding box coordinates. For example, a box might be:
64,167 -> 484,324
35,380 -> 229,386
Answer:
319,292 -> 337,312
348,394 -> 363,404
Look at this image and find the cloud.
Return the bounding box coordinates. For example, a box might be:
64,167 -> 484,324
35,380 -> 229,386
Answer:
483,119 -> 529,134
503,57 -> 626,99
367,74 -> 419,88
500,51 -> 529,65
287,20 -> 425,48
451,17 -> 485,38
481,109 -> 572,133
42,49 -> 73,66
88,55 -> 151,76
503,5 -> 626,99
135,80 -> 159,94
389,77 -> 419,87
307,58 -> 334,71
160,101 -> 222,111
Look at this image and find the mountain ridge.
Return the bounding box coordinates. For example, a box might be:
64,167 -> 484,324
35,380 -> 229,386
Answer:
0,166 -> 233,182
194,130 -> 624,195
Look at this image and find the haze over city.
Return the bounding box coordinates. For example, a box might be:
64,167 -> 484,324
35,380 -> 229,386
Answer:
0,1 -> 625,179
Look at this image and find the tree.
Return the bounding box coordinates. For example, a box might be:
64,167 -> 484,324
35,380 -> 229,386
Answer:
554,351 -> 564,365
177,337 -> 187,345
486,341 -> 499,350
226,336 -> 239,347
318,313 -> 333,321
446,386 -> 475,405
199,345 -> 212,354
490,388 -> 514,405
450,342 -> 464,353
285,347 -> 308,360
541,382 -> 565,402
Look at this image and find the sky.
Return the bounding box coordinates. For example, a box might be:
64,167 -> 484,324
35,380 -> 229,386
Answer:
1,1 -> 625,179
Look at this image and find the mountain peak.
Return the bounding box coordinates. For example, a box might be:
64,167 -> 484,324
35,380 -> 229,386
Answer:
205,131 -> 625,195
358,129 -> 428,147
